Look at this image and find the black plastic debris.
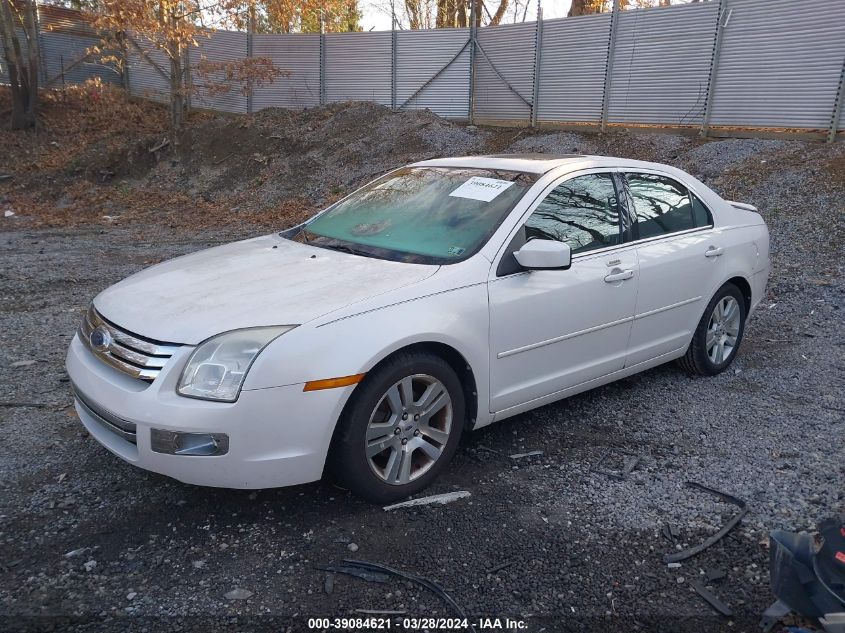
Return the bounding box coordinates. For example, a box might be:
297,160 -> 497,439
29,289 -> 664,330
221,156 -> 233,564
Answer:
664,482 -> 748,564
759,599 -> 791,633
662,523 -> 679,544
591,448 -> 642,480
333,559 -> 477,633
768,514 -> 845,620
315,563 -> 391,584
690,579 -> 733,617
487,561 -> 514,574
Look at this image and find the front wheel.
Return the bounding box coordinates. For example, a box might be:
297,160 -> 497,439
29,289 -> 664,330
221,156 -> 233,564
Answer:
679,283 -> 747,376
328,352 -> 465,503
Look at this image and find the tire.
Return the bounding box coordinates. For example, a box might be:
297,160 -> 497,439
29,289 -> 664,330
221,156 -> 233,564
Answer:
678,282 -> 747,377
328,352 -> 465,504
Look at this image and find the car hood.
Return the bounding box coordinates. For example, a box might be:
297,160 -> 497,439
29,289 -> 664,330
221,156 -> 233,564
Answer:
93,234 -> 439,345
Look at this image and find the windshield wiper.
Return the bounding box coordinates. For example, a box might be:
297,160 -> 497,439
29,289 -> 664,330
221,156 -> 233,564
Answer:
318,242 -> 377,259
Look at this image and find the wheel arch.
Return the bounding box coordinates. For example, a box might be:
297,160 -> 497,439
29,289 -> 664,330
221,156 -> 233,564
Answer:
323,340 -> 481,480
367,342 -> 479,432
336,340 -> 480,439
724,275 -> 752,313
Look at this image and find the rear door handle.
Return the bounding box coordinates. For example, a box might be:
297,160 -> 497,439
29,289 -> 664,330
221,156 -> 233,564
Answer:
604,268 -> 634,283
705,246 -> 724,258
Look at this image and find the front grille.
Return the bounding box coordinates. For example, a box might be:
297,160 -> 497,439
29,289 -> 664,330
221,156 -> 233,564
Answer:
79,305 -> 181,382
72,384 -> 137,445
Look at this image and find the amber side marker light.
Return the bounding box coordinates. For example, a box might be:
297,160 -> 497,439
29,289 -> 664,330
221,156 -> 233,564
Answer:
303,373 -> 366,392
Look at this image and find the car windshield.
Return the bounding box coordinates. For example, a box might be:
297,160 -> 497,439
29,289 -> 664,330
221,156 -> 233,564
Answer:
300,166 -> 538,264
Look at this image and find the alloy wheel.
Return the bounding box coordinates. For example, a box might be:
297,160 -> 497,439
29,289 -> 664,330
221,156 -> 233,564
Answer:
706,296 -> 741,364
364,374 -> 453,485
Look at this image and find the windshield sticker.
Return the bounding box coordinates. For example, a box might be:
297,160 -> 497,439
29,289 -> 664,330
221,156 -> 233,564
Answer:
448,177 -> 515,203
447,246 -> 466,256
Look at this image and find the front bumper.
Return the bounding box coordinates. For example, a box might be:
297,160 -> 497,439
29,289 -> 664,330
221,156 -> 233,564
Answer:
65,334 -> 352,489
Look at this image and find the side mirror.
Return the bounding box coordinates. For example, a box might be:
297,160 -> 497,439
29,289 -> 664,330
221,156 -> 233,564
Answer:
513,239 -> 571,270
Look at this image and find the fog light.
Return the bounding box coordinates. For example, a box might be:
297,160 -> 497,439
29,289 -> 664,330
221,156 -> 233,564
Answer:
150,429 -> 229,456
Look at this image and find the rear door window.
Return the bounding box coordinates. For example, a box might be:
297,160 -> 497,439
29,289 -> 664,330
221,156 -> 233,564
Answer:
625,173 -> 697,239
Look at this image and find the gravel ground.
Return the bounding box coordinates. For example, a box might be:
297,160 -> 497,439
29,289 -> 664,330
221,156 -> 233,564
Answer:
1,129 -> 843,633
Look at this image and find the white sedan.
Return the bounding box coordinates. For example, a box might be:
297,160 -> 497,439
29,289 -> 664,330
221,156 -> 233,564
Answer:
66,154 -> 770,502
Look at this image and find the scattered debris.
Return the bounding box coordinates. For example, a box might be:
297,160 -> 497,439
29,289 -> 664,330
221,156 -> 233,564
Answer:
83,560 -> 97,572
64,548 -> 88,559
0,174 -> 12,181
768,515 -> 845,620
760,599 -> 792,633
509,450 -> 543,460
4,210 -> 14,217
487,561 -> 514,574
347,542 -> 359,552
126,592 -> 137,601
591,448 -> 642,481
342,559 -> 476,633
383,491 -> 470,511
690,579 -> 733,617
224,588 -> 253,600
314,564 -> 390,584
324,573 -> 334,595
820,613 -> 845,633
663,482 -> 748,564
476,445 -> 504,456
662,523 -> 679,544
11,360 -> 37,368
667,562 -> 682,569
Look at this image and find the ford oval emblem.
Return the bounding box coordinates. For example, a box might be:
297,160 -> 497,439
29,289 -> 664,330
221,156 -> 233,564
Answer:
89,327 -> 112,352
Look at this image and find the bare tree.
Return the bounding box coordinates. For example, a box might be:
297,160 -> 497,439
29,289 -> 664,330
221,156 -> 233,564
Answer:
0,0 -> 41,130
399,0 -> 510,29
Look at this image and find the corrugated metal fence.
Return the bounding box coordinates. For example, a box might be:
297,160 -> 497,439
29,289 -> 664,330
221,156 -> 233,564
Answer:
0,4 -> 120,89
3,0 -> 845,140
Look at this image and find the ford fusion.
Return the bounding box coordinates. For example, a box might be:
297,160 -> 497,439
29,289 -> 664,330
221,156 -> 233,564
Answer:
67,154 -> 770,502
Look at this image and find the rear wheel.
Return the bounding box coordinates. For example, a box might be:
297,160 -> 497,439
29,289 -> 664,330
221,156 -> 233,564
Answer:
679,283 -> 747,376
329,352 -> 465,503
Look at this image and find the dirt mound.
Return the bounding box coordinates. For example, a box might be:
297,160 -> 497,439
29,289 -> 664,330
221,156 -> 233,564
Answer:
3,86 -> 842,236
144,101 -> 485,212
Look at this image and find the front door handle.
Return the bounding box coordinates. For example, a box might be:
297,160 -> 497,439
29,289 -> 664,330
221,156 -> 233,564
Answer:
604,268 -> 634,283
705,246 -> 724,258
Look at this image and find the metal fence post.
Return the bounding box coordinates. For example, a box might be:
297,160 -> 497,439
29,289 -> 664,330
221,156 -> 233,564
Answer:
319,11 -> 326,106
468,0 -> 477,124
531,5 -> 543,128
183,44 -> 191,112
827,56 -> 845,143
600,0 -> 620,132
701,0 -> 727,138
33,3 -> 48,84
246,2 -> 255,114
391,1 -> 397,111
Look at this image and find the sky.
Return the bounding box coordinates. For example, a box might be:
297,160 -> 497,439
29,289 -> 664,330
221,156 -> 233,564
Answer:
358,0 -> 573,31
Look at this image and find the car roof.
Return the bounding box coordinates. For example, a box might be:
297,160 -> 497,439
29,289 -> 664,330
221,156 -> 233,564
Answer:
410,153 -> 680,176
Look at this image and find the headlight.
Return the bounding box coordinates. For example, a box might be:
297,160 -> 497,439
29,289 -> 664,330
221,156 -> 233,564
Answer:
177,326 -> 295,402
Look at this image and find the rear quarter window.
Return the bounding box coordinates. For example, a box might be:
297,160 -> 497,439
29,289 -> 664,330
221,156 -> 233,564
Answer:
692,193 -> 713,227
